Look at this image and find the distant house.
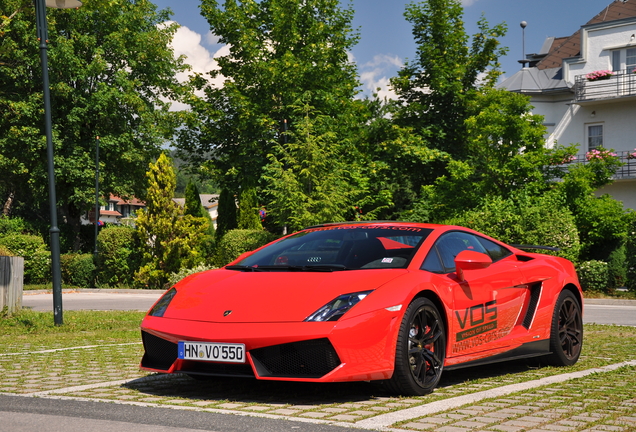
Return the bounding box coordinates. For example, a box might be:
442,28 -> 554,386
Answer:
84,195 -> 146,225
173,194 -> 219,229
498,0 -> 636,210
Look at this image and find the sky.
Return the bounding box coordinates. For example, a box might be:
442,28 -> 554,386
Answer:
150,0 -> 618,98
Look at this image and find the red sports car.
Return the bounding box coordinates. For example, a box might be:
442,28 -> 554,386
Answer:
140,222 -> 583,395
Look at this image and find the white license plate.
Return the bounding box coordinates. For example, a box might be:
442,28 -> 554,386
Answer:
178,341 -> 245,363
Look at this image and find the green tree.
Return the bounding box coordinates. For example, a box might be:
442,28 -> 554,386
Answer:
237,187 -> 261,230
215,188 -> 237,240
184,180 -> 216,259
403,89 -> 574,222
0,0 -> 187,249
391,0 -> 507,158
557,153 -> 628,261
357,97 -> 448,219
184,181 -> 205,219
177,0 -> 363,200
134,154 -> 208,289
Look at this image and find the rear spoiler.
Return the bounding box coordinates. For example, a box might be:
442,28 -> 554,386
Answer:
510,244 -> 562,252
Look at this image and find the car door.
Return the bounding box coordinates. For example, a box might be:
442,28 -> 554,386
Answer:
422,231 -> 528,359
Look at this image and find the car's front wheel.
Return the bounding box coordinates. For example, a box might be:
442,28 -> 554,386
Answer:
544,289 -> 583,366
385,297 -> 446,396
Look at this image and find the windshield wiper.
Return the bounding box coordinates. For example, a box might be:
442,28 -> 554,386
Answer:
225,265 -> 263,272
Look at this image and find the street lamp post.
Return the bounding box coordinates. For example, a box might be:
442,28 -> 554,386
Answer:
94,136 -> 100,260
34,0 -> 82,325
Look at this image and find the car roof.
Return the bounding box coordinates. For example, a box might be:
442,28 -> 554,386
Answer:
303,221 -> 446,230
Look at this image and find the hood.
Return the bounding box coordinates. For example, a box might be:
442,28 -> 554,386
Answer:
162,268 -> 406,323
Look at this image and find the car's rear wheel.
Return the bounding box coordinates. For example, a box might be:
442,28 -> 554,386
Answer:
385,297 -> 446,396
544,289 -> 583,366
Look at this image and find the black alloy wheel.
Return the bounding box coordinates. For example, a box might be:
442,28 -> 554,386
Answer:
545,289 -> 583,366
385,297 -> 446,396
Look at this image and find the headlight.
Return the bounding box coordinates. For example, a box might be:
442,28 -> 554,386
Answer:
148,287 -> 177,317
304,290 -> 373,322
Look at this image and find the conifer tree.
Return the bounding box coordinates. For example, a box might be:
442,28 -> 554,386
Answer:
238,188 -> 262,230
134,154 -> 207,288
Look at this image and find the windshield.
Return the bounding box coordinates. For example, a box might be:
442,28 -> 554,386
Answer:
232,225 -> 432,271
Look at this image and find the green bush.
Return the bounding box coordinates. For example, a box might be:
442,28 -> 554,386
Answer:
213,229 -> 277,267
451,193 -> 581,263
0,216 -> 30,236
577,260 -> 610,294
607,245 -> 627,289
60,253 -> 95,287
96,226 -> 141,287
574,194 -> 629,261
0,234 -> 50,283
168,264 -> 217,287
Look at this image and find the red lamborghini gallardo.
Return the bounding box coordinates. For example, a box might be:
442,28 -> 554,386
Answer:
140,222 -> 583,395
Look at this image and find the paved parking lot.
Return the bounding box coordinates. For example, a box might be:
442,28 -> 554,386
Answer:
9,291 -> 636,431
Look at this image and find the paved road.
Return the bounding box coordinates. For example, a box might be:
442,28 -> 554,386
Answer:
0,394 -> 352,432
584,298 -> 636,326
22,290 -> 636,326
22,289 -> 163,312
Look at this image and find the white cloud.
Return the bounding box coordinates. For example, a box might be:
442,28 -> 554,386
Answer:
165,23 -> 229,110
358,54 -> 403,100
461,0 -> 479,6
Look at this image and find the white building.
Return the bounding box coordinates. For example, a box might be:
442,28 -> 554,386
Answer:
499,0 -> 636,210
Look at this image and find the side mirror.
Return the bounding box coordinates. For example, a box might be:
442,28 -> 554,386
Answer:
455,250 -> 492,282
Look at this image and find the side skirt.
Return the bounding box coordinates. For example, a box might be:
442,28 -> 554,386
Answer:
444,339 -> 551,371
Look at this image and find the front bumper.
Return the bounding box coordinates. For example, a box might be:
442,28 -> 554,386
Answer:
140,308 -> 401,382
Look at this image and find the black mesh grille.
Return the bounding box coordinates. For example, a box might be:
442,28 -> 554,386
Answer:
141,331 -> 178,371
522,283 -> 542,329
181,360 -> 255,378
250,338 -> 341,378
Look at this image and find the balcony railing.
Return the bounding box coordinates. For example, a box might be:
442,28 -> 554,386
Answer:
574,69 -> 636,102
559,151 -> 636,180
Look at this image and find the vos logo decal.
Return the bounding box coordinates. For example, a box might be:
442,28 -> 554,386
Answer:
454,300 -> 497,342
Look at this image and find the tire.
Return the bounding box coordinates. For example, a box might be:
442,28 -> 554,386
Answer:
544,290 -> 583,366
385,297 -> 446,396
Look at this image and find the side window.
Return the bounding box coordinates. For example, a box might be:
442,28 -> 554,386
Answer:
421,248 -> 444,273
475,236 -> 512,262
430,231 -> 487,273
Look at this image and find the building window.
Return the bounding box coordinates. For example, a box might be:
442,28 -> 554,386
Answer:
627,48 -> 636,73
613,50 -> 621,71
587,124 -> 603,151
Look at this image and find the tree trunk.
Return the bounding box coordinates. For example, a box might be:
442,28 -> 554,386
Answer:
2,191 -> 14,217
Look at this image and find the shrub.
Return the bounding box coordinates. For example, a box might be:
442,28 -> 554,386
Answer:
0,234 -> 50,283
0,216 -> 30,237
96,226 -> 141,287
213,229 -> 277,267
168,264 -> 217,287
0,245 -> 13,256
60,253 -> 95,287
607,245 -> 627,289
577,260 -> 610,294
451,193 -> 581,263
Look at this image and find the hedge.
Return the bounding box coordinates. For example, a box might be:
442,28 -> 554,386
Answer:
60,253 -> 95,287
95,226 -> 141,287
0,234 -> 50,283
213,229 -> 278,267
